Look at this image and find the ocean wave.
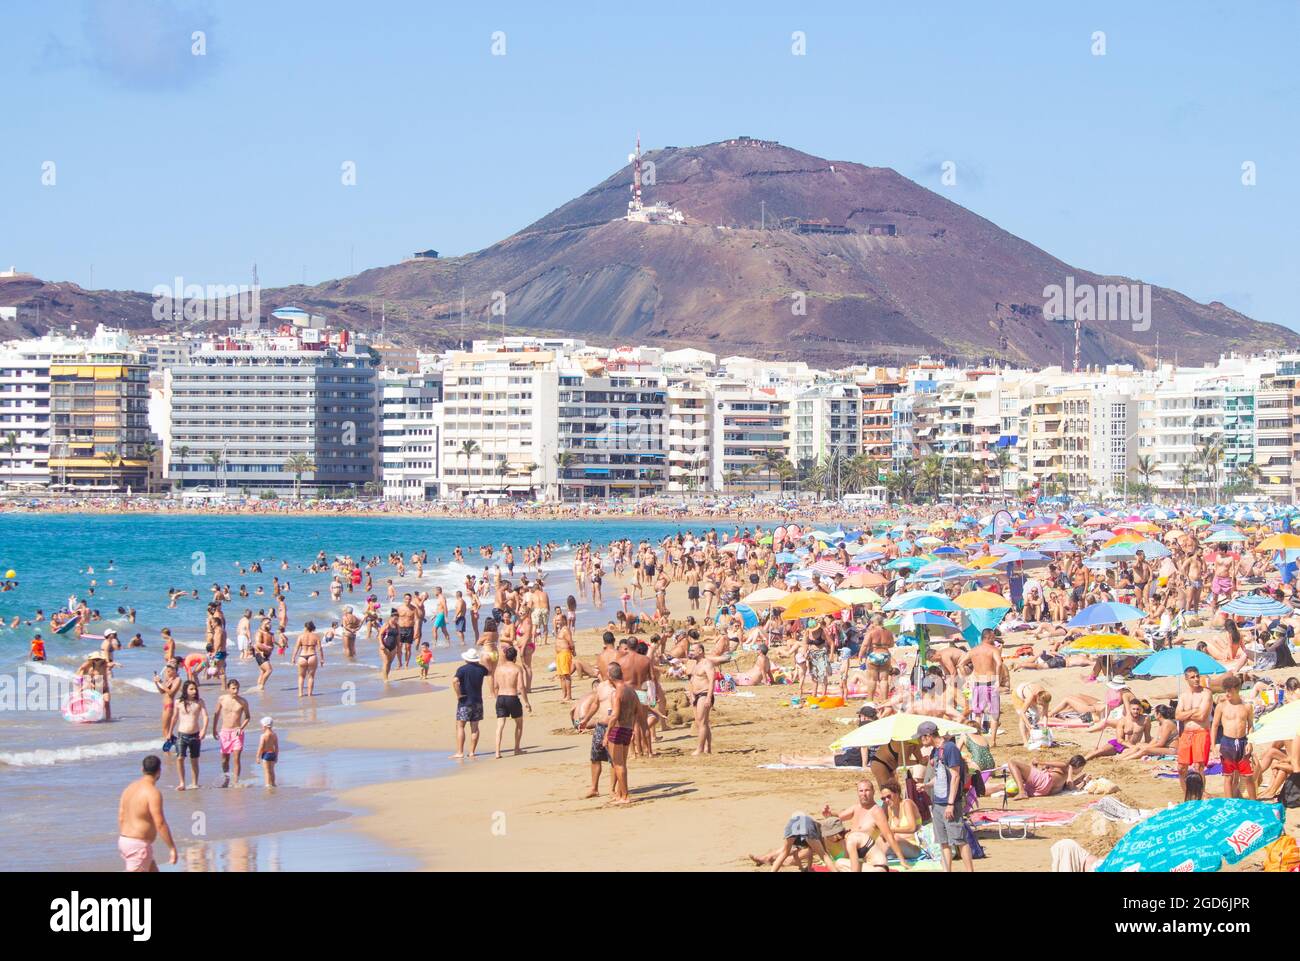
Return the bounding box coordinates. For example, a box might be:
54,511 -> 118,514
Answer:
0,739 -> 159,767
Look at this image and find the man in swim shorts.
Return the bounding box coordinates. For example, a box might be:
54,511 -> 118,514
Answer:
1211,673 -> 1255,799
492,645 -> 530,758
1176,666 -> 1213,793
117,755 -> 177,871
212,678 -> 251,788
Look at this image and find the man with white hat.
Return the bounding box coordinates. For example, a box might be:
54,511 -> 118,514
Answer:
452,648 -> 490,759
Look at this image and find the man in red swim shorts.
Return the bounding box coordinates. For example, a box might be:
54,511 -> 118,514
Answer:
1176,666 -> 1213,794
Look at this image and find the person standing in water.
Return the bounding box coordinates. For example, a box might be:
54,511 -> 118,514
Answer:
117,756 -> 177,871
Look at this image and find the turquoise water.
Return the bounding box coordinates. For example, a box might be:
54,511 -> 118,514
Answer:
0,513 -> 697,870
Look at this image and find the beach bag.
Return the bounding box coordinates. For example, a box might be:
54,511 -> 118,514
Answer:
962,819 -> 987,859
1279,774 -> 1300,809
1261,835 -> 1300,872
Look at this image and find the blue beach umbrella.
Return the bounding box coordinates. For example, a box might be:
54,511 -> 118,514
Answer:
1219,595 -> 1292,618
885,591 -> 961,613
1066,601 -> 1146,628
1097,798 -> 1284,873
715,604 -> 759,629
1131,648 -> 1226,677
775,552 -> 799,565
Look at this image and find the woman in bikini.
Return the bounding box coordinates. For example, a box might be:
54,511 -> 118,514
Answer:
152,663 -> 181,738
1004,755 -> 1088,798
878,779 -> 925,860
290,620 -> 324,697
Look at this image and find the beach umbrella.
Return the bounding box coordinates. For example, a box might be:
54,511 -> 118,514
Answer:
884,590 -> 960,613
809,558 -> 847,576
832,587 -> 883,606
886,557 -> 926,571
1083,515 -> 1116,526
1220,595 -> 1293,618
1067,601 -> 1146,627
715,604 -> 759,629
989,549 -> 1051,568
1097,799 -> 1284,873
740,587 -> 791,608
1102,533 -> 1145,547
954,589 -> 1012,610
1034,539 -> 1079,554
885,611 -> 961,637
930,545 -> 963,556
967,555 -> 1001,569
774,552 -> 799,565
1248,701 -> 1300,745
1087,530 -> 1116,542
719,541 -> 744,553
1060,634 -> 1152,657
1205,530 -> 1247,544
829,713 -> 975,750
850,551 -> 885,564
1131,648 -> 1226,677
1258,533 -> 1300,552
779,593 -> 850,620
841,571 -> 887,589
915,560 -> 975,580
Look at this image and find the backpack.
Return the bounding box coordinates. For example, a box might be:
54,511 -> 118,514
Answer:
1261,835 -> 1300,872
1279,774 -> 1300,809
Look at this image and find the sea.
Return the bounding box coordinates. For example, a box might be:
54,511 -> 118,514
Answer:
0,513 -> 705,871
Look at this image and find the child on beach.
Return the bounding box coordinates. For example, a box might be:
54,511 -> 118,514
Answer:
417,641 -> 433,678
257,717 -> 279,787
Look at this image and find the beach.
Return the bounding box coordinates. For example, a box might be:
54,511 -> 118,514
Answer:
296,577 -> 1300,871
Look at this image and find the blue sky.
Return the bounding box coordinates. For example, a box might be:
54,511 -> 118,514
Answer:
3,0 -> 1297,328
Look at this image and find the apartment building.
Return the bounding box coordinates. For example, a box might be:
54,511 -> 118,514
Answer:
666,382 -> 713,493
438,348 -> 559,499
48,326 -> 152,491
793,383 -> 861,467
0,338 -> 53,487
379,371 -> 443,500
164,328 -> 378,494
556,357 -> 668,500
710,383 -> 792,493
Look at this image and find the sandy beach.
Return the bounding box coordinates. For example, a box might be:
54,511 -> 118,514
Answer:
291,579 -> 1300,871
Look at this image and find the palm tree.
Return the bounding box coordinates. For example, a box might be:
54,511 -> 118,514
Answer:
740,463 -> 760,497
1197,437 -> 1224,504
994,449 -> 1013,499
139,442 -> 158,494
2,431 -> 17,488
553,450 -> 575,502
283,452 -> 315,499
1178,462 -> 1196,502
205,450 -> 225,489
100,449 -> 122,492
760,449 -> 789,493
1135,453 -> 1158,493
522,461 -> 541,499
173,444 -> 190,491
918,454 -> 944,502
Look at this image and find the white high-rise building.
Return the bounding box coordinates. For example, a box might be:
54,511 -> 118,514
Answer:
379,371 -> 443,500
0,340 -> 53,487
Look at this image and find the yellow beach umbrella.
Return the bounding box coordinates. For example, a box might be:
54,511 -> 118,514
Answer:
1248,701 -> 1300,745
1059,633 -> 1151,656
830,712 -> 975,750
968,556 -> 1000,569
1258,533 -> 1300,552
780,593 -> 850,620
954,589 -> 1013,610
1103,533 -> 1145,547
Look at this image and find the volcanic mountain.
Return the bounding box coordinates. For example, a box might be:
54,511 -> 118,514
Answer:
5,137 -> 1294,366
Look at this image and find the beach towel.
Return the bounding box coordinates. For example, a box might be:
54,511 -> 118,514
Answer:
1046,718 -> 1091,729
1086,796 -> 1152,824
969,808 -> 1085,827
758,763 -> 866,772
1155,762 -> 1223,779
